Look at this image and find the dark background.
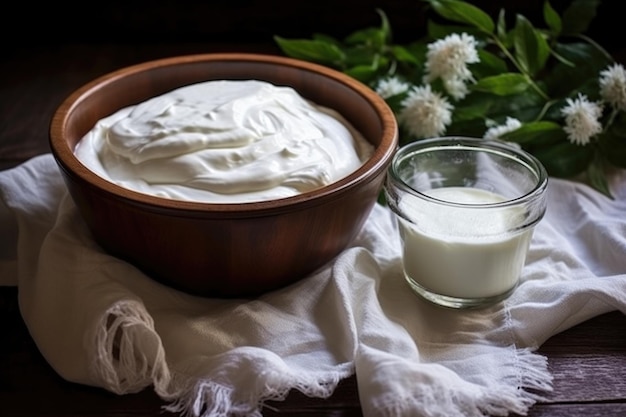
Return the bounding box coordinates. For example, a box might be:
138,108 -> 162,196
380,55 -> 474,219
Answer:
1,0 -> 620,50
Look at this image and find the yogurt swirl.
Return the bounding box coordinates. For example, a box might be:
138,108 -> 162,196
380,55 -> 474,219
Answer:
74,80 -> 374,203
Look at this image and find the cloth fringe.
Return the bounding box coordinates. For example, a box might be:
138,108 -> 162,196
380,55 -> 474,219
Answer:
162,362 -> 347,417
90,300 -> 349,417
166,380 -> 263,417
91,300 -> 172,396
515,347 -> 553,397
370,347 -> 552,417
474,348 -> 553,417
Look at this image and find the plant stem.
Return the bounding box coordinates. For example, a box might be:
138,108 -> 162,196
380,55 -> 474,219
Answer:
492,36 -> 550,101
535,99 -> 557,122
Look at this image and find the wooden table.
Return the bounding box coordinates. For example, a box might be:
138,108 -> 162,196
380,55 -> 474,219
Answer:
2,42 -> 626,417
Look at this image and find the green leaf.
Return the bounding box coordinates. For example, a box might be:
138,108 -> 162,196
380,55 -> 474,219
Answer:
391,45 -> 423,66
607,111 -> 626,138
543,42 -> 612,98
471,73 -> 530,95
561,0 -> 601,36
394,42 -> 428,82
500,120 -> 566,145
383,94 -> 409,114
586,153 -> 613,198
549,46 -> 576,68
345,27 -> 386,50
312,33 -> 341,45
345,64 -> 380,83
543,1 -> 562,35
273,36 -> 345,67
343,45 -> 382,68
598,130 -> 626,168
472,49 -> 508,78
485,89 -> 546,121
445,118 -> 491,137
424,0 -> 495,33
344,9 -> 391,48
533,141 -> 594,177
451,99 -> 492,122
344,55 -> 384,83
513,14 -> 550,76
454,87 -> 544,124
402,42 -> 429,63
496,9 -> 507,42
377,8 -> 392,43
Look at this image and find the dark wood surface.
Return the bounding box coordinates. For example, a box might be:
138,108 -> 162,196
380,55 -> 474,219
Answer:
2,4 -> 626,413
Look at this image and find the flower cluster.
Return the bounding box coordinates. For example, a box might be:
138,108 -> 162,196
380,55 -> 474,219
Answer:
422,32 -> 479,100
399,85 -> 452,138
378,37 -> 626,150
560,93 -> 604,146
275,0 -> 626,197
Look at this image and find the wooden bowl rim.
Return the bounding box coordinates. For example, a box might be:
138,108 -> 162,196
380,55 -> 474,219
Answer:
50,52 -> 398,215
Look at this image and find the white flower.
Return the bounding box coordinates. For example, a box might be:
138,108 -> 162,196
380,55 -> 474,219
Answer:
441,78 -> 469,101
399,85 -> 453,138
599,63 -> 626,111
483,117 -> 522,140
561,93 -> 603,146
424,33 -> 480,100
375,76 -> 410,99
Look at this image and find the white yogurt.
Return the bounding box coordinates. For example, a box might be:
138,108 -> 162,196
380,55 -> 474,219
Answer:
74,80 -> 374,203
397,187 -> 533,299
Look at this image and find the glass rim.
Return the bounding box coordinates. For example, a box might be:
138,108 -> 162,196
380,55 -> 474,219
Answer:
388,136 -> 549,209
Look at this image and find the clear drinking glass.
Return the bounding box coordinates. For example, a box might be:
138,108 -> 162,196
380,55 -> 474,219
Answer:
385,137 -> 548,309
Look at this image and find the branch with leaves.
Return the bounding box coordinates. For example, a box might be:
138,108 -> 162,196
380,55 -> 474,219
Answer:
275,0 -> 626,198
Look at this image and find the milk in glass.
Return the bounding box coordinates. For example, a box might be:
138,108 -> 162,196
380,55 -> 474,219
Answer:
397,187 -> 533,299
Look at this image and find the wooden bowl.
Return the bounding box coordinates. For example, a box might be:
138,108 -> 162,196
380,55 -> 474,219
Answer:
49,53 -> 398,297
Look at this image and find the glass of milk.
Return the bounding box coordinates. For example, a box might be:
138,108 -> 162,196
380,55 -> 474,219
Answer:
385,137 -> 548,309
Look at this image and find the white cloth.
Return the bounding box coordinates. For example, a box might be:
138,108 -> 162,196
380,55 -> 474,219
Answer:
1,154 -> 625,417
